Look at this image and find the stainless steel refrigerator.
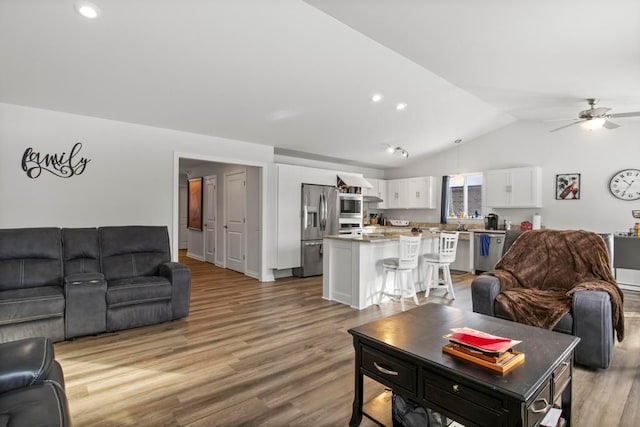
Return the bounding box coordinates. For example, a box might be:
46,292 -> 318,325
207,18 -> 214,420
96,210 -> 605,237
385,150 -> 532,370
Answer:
292,184 -> 338,277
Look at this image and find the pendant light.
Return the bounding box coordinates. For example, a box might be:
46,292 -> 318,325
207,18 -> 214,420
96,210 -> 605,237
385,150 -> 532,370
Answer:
452,139 -> 463,184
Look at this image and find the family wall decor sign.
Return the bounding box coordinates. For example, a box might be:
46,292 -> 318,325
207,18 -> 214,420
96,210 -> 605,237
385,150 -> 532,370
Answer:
21,142 -> 91,179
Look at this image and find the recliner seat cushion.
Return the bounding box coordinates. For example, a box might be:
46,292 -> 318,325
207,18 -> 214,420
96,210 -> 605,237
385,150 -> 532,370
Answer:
107,277 -> 172,308
0,287 -> 65,325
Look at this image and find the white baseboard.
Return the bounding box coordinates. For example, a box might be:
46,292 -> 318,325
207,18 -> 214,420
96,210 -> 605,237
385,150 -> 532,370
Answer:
186,252 -> 205,261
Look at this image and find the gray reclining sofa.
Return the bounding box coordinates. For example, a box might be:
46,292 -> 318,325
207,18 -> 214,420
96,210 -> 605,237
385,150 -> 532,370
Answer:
0,226 -> 190,343
471,230 -> 617,369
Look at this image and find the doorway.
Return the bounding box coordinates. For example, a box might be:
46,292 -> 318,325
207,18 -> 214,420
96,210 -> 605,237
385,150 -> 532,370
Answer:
174,153 -> 273,282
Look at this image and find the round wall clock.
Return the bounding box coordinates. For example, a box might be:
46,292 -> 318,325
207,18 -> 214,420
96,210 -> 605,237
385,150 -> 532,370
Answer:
609,169 -> 640,200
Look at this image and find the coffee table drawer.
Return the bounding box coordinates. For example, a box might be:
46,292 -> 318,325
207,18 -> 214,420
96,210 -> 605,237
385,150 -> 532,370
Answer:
422,369 -> 505,426
361,345 -> 417,393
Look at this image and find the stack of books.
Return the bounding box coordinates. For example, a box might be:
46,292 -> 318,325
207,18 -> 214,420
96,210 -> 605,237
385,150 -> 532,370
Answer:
442,327 -> 525,374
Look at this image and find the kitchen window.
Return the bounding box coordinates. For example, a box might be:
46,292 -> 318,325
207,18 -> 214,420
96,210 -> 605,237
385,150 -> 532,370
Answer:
445,173 -> 483,219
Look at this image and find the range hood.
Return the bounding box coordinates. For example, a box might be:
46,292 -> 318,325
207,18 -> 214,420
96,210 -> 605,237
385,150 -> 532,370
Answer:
363,195 -> 383,203
337,174 -> 372,189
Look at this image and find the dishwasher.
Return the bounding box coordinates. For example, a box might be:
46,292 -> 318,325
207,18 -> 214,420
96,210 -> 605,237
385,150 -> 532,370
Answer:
473,232 -> 505,273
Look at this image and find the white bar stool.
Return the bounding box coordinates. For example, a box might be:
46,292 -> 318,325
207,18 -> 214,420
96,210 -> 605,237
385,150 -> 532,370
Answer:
377,235 -> 422,311
421,231 -> 459,299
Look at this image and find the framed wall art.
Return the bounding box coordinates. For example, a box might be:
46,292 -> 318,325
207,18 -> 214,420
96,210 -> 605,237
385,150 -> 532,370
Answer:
556,173 -> 580,200
187,177 -> 203,230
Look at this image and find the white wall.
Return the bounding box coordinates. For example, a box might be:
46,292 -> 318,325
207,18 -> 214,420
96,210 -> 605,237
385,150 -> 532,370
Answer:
0,103 -> 273,256
383,120 -> 640,233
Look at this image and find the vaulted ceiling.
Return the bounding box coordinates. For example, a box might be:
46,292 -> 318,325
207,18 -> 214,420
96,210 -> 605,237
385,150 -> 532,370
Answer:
1,0 -> 638,168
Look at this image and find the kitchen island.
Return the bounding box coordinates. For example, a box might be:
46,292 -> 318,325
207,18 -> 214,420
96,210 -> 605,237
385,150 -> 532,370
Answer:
322,229 -> 479,309
322,232 -> 440,309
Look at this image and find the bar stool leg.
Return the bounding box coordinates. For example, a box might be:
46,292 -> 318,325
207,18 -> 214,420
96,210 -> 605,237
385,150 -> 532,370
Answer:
443,264 -> 456,299
378,270 -> 390,305
408,272 -> 420,306
397,271 -> 405,311
424,263 -> 434,298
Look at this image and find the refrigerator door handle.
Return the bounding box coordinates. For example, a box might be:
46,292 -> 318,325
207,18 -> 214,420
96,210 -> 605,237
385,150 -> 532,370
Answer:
303,204 -> 308,230
323,192 -> 328,230
319,193 -> 326,231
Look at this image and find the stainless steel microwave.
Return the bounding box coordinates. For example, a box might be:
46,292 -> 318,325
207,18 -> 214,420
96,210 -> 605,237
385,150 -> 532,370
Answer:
339,193 -> 363,218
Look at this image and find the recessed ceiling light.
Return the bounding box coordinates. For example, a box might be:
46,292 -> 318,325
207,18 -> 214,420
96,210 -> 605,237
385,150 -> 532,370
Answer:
74,1 -> 101,19
371,94 -> 383,103
396,103 -> 407,111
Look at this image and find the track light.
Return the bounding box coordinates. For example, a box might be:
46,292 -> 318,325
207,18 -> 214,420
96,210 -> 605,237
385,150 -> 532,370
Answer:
386,145 -> 409,158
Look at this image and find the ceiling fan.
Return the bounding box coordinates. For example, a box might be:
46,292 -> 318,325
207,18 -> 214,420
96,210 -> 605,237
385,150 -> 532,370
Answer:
549,98 -> 640,132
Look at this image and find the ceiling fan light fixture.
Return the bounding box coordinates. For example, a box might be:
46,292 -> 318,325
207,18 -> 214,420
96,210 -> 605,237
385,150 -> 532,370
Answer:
582,117 -> 606,131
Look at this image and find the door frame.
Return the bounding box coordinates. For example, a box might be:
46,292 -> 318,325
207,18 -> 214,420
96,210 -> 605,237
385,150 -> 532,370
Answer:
204,175 -> 217,265
173,152 -> 274,282
223,170 -> 247,272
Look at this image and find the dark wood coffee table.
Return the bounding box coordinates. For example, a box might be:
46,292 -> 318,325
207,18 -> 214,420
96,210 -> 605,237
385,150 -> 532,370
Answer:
348,303 -> 580,427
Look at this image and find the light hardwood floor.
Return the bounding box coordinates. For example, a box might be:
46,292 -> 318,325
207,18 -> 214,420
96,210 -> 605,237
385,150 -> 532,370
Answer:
55,254 -> 640,426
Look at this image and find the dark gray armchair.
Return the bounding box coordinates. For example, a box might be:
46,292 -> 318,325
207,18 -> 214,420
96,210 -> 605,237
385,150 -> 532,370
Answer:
471,230 -> 618,369
99,226 -> 191,332
0,337 -> 70,426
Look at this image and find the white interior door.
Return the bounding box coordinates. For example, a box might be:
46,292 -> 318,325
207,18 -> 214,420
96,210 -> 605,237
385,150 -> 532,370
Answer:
224,171 -> 246,273
205,176 -> 217,264
178,186 -> 188,249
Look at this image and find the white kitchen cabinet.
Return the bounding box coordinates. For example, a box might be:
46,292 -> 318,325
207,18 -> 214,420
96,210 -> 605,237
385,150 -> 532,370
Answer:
377,179 -> 387,209
407,177 -> 435,208
483,166 -> 542,208
386,179 -> 408,208
385,177 -> 436,209
364,178 -> 388,209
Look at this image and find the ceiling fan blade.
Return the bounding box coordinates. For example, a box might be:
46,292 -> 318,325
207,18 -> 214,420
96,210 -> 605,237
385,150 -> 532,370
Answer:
609,112 -> 640,118
603,121 -> 620,129
549,120 -> 584,133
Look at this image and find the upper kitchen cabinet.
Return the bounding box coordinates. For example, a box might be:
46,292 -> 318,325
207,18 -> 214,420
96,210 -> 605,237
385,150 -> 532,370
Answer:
484,166 -> 542,208
407,177 -> 435,208
363,178 -> 387,209
386,177 -> 436,209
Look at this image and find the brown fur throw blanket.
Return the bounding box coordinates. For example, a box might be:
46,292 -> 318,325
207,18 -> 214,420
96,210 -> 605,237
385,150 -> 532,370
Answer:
494,230 -> 624,341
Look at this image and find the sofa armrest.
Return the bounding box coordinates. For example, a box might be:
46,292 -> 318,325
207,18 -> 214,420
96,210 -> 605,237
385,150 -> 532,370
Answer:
0,338 -> 54,394
572,290 -> 614,369
159,262 -> 191,319
471,273 -> 501,316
